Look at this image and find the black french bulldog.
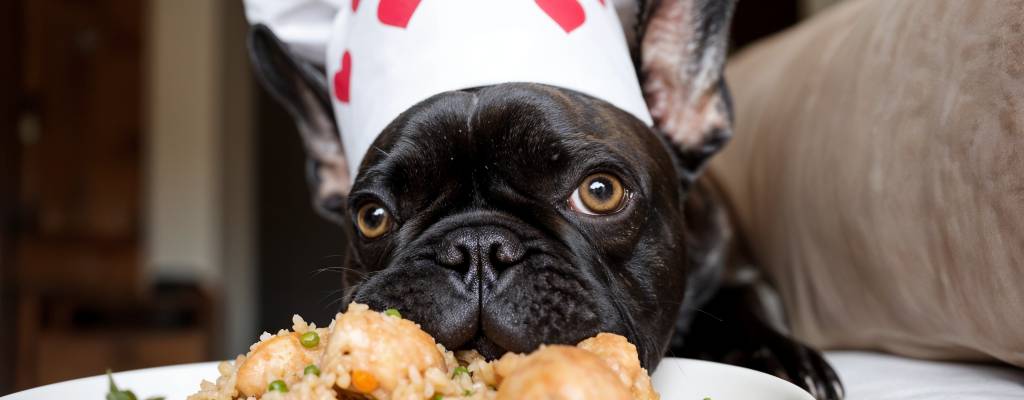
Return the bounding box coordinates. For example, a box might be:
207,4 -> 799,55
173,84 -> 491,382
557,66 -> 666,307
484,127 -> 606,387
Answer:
248,1 -> 843,398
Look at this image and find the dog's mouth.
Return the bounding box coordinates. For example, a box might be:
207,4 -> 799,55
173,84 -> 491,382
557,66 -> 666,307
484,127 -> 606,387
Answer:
458,331 -> 508,360
350,220 -> 609,361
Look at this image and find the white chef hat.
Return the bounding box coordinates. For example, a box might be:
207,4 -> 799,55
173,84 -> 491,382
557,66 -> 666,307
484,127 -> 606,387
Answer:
248,0 -> 652,178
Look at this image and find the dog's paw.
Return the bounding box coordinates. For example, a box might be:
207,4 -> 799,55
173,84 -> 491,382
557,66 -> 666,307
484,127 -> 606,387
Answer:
731,337 -> 844,400
673,285 -> 845,400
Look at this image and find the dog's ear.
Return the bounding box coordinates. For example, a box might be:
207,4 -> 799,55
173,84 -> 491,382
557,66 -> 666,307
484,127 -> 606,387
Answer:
637,0 -> 736,183
248,24 -> 350,223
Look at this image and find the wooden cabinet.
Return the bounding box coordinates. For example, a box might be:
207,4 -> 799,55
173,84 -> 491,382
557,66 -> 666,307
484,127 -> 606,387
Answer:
18,0 -> 142,241
4,0 -> 213,392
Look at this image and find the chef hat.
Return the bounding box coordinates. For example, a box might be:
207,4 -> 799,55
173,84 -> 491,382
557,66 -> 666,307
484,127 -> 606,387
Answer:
250,0 -> 653,179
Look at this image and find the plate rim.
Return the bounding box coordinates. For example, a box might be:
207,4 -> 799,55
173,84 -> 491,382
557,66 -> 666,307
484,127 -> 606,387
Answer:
2,357 -> 813,399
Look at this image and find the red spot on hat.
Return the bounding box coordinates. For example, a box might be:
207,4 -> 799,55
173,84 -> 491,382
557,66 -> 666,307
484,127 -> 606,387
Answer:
536,0 -> 586,33
378,0 -> 421,28
352,0 -> 359,12
333,51 -> 352,103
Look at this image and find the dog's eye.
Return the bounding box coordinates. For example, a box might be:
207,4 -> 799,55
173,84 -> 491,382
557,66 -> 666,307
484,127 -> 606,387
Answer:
569,173 -> 626,215
356,202 -> 392,238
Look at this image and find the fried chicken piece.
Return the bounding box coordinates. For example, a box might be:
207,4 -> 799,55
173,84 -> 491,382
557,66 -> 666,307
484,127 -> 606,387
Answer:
578,333 -> 659,400
320,303 -> 447,397
235,332 -> 319,397
494,345 -> 632,400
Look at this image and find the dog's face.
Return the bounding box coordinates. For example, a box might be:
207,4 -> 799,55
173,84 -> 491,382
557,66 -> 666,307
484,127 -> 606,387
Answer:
345,84 -> 687,366
248,0 -> 735,370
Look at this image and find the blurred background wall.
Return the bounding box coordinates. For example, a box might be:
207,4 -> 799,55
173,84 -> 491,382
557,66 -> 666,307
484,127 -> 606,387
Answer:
145,0 -> 257,360
0,0 -> 843,394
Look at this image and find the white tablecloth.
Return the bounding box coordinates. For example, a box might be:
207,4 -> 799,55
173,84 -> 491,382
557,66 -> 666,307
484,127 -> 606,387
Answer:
826,351 -> 1024,399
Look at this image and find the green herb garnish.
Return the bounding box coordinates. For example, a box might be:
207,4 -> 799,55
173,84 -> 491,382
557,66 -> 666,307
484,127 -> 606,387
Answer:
106,370 -> 165,400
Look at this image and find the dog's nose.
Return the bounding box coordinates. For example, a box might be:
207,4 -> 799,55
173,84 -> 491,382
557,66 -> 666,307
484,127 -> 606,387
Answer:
436,226 -> 525,273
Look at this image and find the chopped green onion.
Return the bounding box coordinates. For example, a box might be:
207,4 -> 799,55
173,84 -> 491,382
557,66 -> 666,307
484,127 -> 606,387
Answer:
300,331 -> 320,348
268,379 -> 288,393
432,395 -> 444,400
304,364 -> 321,376
384,308 -> 402,318
452,366 -> 469,377
463,389 -> 473,396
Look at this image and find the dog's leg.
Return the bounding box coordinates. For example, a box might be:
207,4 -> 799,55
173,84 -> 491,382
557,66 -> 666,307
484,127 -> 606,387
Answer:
670,176 -> 844,400
674,282 -> 845,400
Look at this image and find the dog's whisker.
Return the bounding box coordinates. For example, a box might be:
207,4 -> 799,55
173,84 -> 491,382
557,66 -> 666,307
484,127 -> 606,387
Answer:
324,296 -> 348,312
323,285 -> 359,312
312,265 -> 368,278
318,288 -> 346,304
693,307 -> 724,322
310,266 -> 341,276
341,283 -> 362,305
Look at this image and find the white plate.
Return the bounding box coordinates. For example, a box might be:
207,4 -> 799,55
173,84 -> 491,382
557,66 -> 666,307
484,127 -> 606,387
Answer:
1,358 -> 812,400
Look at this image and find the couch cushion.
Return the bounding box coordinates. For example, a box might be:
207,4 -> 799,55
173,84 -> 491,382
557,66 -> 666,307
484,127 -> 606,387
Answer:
713,0 -> 1024,366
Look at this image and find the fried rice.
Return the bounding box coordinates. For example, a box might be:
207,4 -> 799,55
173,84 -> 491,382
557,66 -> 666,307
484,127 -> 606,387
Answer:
189,303 -> 658,400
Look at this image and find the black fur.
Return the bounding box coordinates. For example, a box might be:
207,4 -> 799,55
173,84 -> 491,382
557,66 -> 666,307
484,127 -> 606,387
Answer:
344,84 -> 688,369
247,0 -> 845,397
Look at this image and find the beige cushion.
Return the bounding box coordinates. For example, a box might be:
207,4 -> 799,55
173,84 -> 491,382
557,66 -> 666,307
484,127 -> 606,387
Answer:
713,0 -> 1024,366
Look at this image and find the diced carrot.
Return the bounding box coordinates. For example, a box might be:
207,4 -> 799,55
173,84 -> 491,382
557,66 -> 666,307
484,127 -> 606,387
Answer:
351,370 -> 379,393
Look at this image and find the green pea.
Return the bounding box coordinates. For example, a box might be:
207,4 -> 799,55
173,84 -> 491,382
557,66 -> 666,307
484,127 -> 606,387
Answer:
268,380 -> 288,393
300,331 -> 320,348
452,366 -> 469,377
304,364 -> 321,376
384,308 -> 402,318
